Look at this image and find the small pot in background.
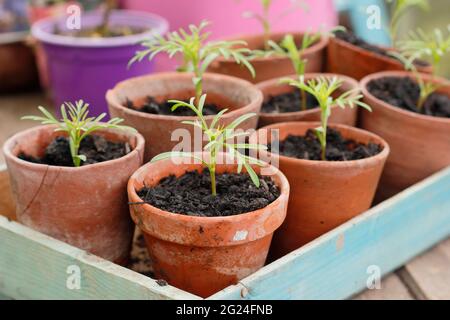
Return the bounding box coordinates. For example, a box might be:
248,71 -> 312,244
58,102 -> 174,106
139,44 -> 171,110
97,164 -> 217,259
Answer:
207,32 -> 328,83
256,73 -> 359,128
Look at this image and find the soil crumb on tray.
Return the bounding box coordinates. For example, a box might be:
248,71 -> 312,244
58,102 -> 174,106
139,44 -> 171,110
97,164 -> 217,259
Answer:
262,89 -> 318,113
270,128 -> 382,161
136,170 -> 281,217
18,135 -> 130,167
126,96 -> 220,116
367,77 -> 450,118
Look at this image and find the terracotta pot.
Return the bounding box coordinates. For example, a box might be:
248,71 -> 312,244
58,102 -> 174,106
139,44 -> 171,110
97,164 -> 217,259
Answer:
326,36 -> 432,81
257,73 -> 359,127
360,71 -> 450,200
3,125 -> 145,264
251,122 -> 389,259
107,72 -> 263,162
207,32 -> 328,83
127,153 -> 290,297
0,39 -> 38,93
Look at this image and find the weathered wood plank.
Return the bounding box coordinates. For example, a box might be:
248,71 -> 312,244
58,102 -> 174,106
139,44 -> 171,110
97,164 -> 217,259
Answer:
209,166 -> 450,300
398,237 -> 450,300
354,273 -> 414,300
0,215 -> 199,300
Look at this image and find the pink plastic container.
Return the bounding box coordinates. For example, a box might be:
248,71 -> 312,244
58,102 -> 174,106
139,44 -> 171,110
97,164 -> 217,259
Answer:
121,0 -> 338,71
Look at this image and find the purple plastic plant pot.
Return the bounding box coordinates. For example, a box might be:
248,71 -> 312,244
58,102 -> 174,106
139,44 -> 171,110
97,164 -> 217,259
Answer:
31,10 -> 168,117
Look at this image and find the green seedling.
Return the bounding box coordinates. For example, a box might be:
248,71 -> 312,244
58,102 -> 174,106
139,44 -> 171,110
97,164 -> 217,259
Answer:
242,0 -> 308,50
22,100 -> 135,167
150,94 -> 267,196
281,76 -> 371,161
129,20 -> 255,103
263,27 -> 344,110
386,0 -> 429,45
391,27 -> 450,110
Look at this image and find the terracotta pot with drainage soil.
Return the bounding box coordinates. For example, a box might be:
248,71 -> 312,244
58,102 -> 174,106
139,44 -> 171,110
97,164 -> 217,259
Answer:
360,71 -> 450,200
327,30 -> 432,80
252,122 -> 389,260
207,32 -> 328,83
3,125 -> 145,264
107,72 -> 263,162
127,153 -> 289,297
256,73 -> 359,127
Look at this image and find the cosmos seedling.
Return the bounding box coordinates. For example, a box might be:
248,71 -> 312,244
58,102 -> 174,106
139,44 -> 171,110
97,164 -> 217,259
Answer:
129,20 -> 255,103
386,0 -> 429,45
392,27 -> 450,110
242,0 -> 308,50
281,76 -> 371,161
151,94 -> 267,196
22,100 -> 135,167
264,28 -> 344,110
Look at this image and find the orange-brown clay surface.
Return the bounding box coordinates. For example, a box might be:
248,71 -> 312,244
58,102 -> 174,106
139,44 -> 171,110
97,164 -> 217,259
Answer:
326,37 -> 432,81
360,71 -> 450,200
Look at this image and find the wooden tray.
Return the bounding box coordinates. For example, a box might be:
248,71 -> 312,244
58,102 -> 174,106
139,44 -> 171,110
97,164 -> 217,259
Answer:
1,164 -> 449,299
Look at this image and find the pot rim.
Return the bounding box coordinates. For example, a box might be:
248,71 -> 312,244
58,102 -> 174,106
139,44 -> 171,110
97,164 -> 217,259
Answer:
360,70 -> 450,124
2,124 -> 145,171
253,121 -> 390,167
213,31 -> 329,63
106,71 -> 264,121
31,9 -> 169,48
127,153 -> 289,225
257,72 -> 360,118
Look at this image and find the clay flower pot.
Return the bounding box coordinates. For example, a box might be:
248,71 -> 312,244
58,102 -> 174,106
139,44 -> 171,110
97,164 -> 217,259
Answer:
360,71 -> 450,200
207,32 -> 328,83
3,125 -> 145,264
107,72 -> 263,162
257,73 -> 359,127
326,36 -> 432,81
252,122 -> 389,259
127,154 -> 290,297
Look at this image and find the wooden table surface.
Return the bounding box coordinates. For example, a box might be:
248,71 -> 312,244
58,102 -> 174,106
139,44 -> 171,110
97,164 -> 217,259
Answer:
0,91 -> 448,300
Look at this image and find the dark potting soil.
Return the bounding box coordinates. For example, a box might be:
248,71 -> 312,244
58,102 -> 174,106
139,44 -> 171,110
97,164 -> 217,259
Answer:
56,26 -> 147,38
261,89 -> 318,113
126,96 -> 220,116
18,135 -> 130,167
136,170 -> 281,217
367,76 -> 450,118
270,128 -> 382,161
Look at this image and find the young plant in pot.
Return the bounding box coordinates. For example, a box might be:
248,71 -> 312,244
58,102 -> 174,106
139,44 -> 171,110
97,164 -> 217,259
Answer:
327,0 -> 432,80
251,76 -> 390,259
107,21 -> 263,162
255,29 -> 360,127
2,100 -> 145,264
31,1 -> 169,116
359,27 -> 450,200
127,94 -> 290,297
206,0 -> 329,83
